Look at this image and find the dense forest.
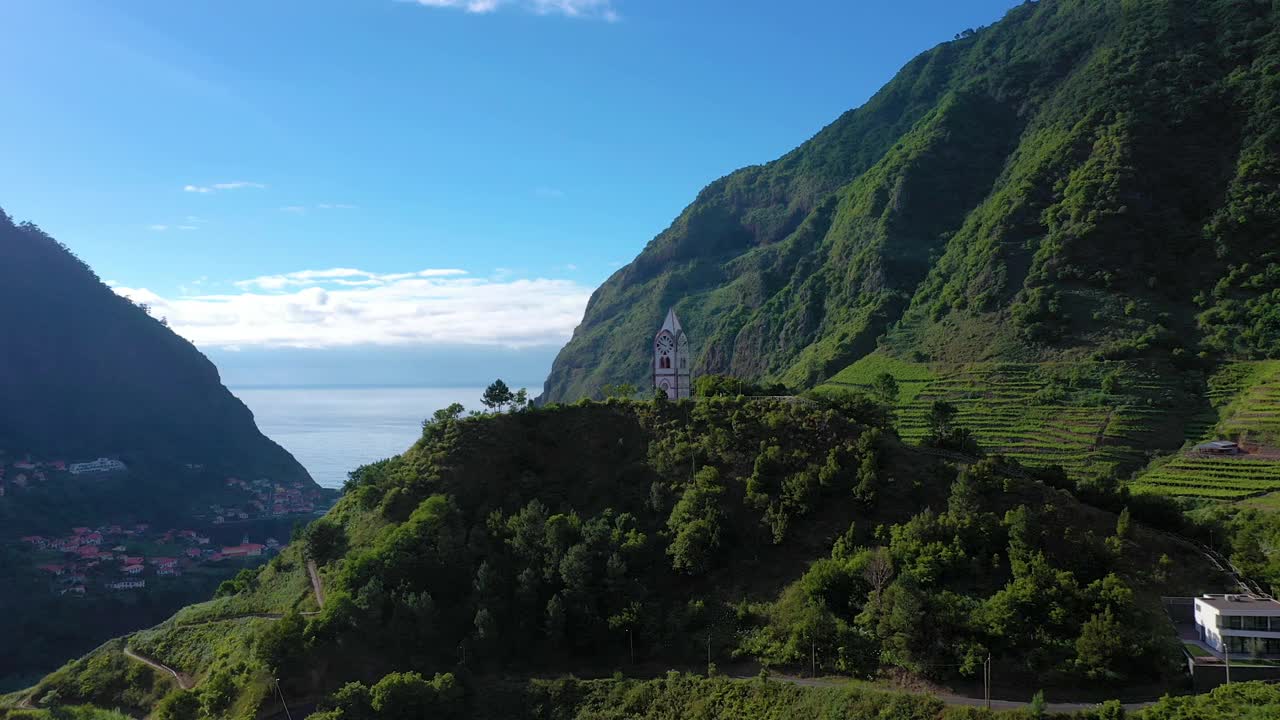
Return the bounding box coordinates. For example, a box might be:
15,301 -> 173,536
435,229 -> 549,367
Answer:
7,394 -> 1238,717
541,0 -> 1280,402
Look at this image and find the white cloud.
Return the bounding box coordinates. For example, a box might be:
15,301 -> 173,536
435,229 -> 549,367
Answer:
234,267 -> 469,291
184,181 -> 266,194
149,224 -> 169,231
317,203 -> 358,210
280,205 -> 308,214
213,181 -> 267,190
405,0 -> 619,20
113,266 -> 590,350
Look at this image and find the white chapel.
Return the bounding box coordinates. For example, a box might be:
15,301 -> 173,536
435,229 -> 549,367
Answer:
653,307 -> 691,400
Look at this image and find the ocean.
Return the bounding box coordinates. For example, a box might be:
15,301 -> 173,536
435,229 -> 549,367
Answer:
232,385 -> 527,489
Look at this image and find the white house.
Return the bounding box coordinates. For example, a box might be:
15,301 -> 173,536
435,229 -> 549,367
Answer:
1194,594 -> 1280,656
69,458 -> 127,475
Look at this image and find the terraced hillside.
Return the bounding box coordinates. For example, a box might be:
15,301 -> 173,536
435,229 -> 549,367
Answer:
824,355 -> 1196,479
1211,362 -> 1280,445
1127,362 -> 1280,501
1130,457 -> 1280,500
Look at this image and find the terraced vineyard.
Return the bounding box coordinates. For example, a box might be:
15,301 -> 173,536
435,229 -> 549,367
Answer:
823,355 -> 1191,478
1214,361 -> 1280,445
1130,457 -> 1280,500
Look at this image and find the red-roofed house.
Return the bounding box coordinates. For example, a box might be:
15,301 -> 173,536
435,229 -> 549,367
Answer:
151,557 -> 178,568
76,546 -> 101,559
38,564 -> 66,576
20,536 -> 47,548
14,460 -> 35,470
220,543 -> 265,558
122,556 -> 144,565
122,564 -> 145,575
50,460 -> 66,471
85,532 -> 103,545
185,548 -> 203,558
72,527 -> 90,536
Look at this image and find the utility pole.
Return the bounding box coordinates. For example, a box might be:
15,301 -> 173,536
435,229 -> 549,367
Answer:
707,633 -> 712,669
811,639 -> 816,678
984,654 -> 991,710
629,628 -> 635,665
1225,639 -> 1232,685
274,678 -> 293,720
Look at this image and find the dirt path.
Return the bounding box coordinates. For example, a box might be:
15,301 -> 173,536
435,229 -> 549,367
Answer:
736,673 -> 1156,713
307,559 -> 325,608
123,646 -> 194,690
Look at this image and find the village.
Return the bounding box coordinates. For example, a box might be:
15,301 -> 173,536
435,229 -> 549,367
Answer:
0,455 -> 127,496
20,522 -> 283,597
2,453 -> 330,598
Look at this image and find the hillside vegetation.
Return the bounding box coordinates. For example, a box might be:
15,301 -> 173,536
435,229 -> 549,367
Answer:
0,210 -> 320,688
12,398 -> 1233,717
541,0 -> 1280,403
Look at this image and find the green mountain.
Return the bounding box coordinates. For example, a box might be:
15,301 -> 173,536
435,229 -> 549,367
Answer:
0,210 -> 322,689
541,0 -> 1280,403
0,210 -> 310,490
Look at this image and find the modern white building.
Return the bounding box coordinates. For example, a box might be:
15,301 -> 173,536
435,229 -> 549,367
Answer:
69,458 -> 127,475
1194,594 -> 1280,656
653,307 -> 692,400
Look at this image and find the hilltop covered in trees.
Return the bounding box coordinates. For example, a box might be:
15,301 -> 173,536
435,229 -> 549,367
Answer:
14,394 -> 1232,717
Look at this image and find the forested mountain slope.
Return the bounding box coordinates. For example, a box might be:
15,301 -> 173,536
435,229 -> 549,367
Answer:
10,397 -> 1233,718
0,209 -> 309,488
541,0 -> 1280,402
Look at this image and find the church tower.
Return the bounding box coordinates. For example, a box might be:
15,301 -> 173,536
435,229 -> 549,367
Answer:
653,307 -> 691,400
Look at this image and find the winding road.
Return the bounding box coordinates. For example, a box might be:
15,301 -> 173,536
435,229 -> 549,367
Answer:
123,647 -> 194,691
120,561 -> 327,691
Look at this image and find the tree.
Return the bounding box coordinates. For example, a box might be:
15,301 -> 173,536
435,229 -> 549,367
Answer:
304,518 -> 347,564
153,690 -> 201,720
870,372 -> 900,406
545,593 -> 567,645
423,403 -> 465,430
862,548 -> 894,623
482,379 -> 514,412
602,383 -> 638,399
1028,690 -> 1048,720
513,388 -> 530,410
1075,608 -> 1134,681
666,467 -> 726,574
927,401 -> 958,438
1115,507 -> 1132,539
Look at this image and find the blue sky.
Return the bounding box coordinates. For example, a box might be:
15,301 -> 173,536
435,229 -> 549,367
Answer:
0,0 -> 1021,386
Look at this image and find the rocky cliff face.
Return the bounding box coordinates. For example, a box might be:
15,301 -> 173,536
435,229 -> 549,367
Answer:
541,0 -> 1280,402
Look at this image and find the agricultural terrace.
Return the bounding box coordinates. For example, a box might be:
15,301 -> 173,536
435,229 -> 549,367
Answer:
1130,457 -> 1280,500
1208,361 -> 1280,446
823,355 -> 1193,479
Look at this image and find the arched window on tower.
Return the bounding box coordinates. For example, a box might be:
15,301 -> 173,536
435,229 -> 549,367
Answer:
659,355 -> 671,369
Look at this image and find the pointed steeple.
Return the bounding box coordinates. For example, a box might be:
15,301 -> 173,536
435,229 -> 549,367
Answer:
661,307 -> 683,335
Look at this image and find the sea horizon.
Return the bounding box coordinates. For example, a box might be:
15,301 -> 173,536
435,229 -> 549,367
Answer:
231,384 -> 541,489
